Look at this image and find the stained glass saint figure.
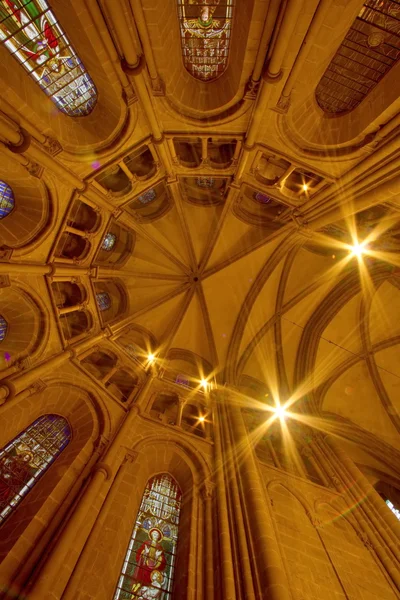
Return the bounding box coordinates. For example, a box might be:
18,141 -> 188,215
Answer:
101,232 -> 117,252
0,0 -> 97,116
96,292 -> 111,312
114,473 -> 181,600
0,414 -> 70,525
0,315 -> 7,342
177,0 -> 234,82
0,181 -> 15,219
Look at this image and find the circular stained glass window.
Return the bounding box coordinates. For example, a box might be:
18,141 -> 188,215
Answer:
0,181 -> 15,219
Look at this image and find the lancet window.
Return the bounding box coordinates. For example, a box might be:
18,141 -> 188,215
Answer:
177,0 -> 234,82
0,181 -> 15,219
114,473 -> 181,600
0,0 -> 97,116
0,315 -> 7,341
96,292 -> 111,312
0,414 -> 70,525
101,232 -> 117,252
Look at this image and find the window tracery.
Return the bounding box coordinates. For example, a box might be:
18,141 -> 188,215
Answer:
0,181 -> 15,219
0,315 -> 7,342
0,0 -> 97,116
101,232 -> 117,252
177,0 -> 234,82
0,414 -> 70,525
96,292 -> 111,312
114,473 -> 181,600
316,0 -> 400,113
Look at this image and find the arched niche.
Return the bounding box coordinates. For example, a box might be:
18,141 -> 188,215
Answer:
54,232 -> 91,261
180,176 -> 228,207
174,138 -> 202,168
95,222 -> 135,268
181,400 -> 208,439
163,348 -> 213,389
0,285 -> 45,370
0,383 -> 100,570
0,0 -> 126,152
123,146 -> 157,181
69,437 -> 210,600
150,392 -> 179,424
232,185 -> 288,229
67,199 -> 101,233
81,349 -> 118,380
93,279 -> 128,325
106,368 -> 139,403
0,157 -> 51,252
51,281 -> 87,309
116,326 -> 157,365
141,0 -> 257,117
126,181 -> 171,223
95,164 -> 133,197
208,139 -> 237,169
60,309 -> 92,341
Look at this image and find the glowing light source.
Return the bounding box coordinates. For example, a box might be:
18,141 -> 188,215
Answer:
198,416 -> 205,423
147,353 -> 155,362
200,379 -> 208,389
274,405 -> 287,420
302,183 -> 309,192
350,242 -> 367,257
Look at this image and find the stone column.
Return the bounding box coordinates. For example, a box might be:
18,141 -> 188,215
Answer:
28,375 -> 155,600
225,392 -> 292,600
202,481 -> 215,600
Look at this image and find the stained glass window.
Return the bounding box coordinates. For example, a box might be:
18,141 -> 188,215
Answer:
0,315 -> 7,342
0,0 -> 97,116
196,177 -> 214,188
254,192 -> 272,204
177,0 -> 234,82
138,189 -> 156,205
175,373 -> 189,386
101,232 -> 116,252
0,414 -> 70,525
114,473 -> 181,600
0,181 -> 15,219
386,499 -> 400,521
96,292 -> 111,312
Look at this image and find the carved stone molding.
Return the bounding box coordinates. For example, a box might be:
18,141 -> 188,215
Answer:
25,161 -> 43,178
43,136 -> 63,156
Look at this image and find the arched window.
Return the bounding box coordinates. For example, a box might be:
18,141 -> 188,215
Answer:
386,499 -> 400,521
114,473 -> 181,599
0,0 -> 97,116
0,414 -> 70,525
96,292 -> 111,312
177,0 -> 234,82
0,315 -> 7,342
101,232 -> 117,252
316,1 -> 400,114
0,181 -> 15,219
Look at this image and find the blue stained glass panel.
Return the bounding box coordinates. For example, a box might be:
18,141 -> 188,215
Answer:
386,499 -> 400,521
101,232 -> 116,252
175,374 -> 189,387
96,292 -> 111,312
113,473 -> 181,600
0,315 -> 7,342
0,181 -> 15,219
196,177 -> 214,188
0,414 -> 70,524
0,0 -> 97,116
138,189 -> 156,205
254,192 -> 272,204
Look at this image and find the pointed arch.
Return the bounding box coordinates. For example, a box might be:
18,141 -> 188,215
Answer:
0,0 -> 97,116
113,473 -> 182,599
0,414 -> 71,525
177,0 -> 234,82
